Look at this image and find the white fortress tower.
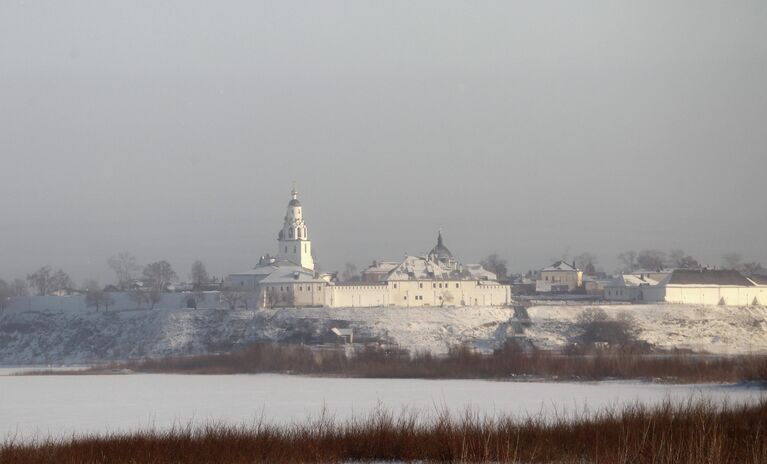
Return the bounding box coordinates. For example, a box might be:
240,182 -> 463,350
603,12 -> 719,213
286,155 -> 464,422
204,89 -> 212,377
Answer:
277,188 -> 314,271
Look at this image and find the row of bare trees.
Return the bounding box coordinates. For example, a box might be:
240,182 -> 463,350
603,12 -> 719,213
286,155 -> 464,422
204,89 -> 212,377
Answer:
0,254 -> 216,313
107,252 -> 185,291
25,266 -> 73,296
617,249 -> 763,274
105,252 -> 216,292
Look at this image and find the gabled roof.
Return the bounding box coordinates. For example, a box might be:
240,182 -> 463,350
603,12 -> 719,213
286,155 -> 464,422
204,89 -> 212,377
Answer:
228,264 -> 279,276
363,261 -> 400,274
463,264 -> 498,281
747,274 -> 767,286
229,260 -> 322,284
608,274 -> 660,288
258,263 -> 324,284
383,256 -> 498,282
542,261 -> 578,272
665,269 -> 754,286
387,255 -> 454,281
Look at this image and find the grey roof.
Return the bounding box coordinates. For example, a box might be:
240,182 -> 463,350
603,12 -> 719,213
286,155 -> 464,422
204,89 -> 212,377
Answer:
228,264 -> 279,276
607,274 -> 660,288
363,261 -> 400,274
258,263 -> 324,284
542,261 -> 578,272
747,274 -> 767,285
230,260 -> 322,284
289,199 -> 301,207
666,269 -> 754,286
384,255 -> 497,282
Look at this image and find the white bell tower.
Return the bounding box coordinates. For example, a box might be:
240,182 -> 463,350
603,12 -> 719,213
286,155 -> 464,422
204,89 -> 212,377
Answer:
277,188 -> 314,271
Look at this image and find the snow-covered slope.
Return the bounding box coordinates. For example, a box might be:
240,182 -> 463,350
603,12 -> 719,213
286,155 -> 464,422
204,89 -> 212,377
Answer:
0,306 -> 514,364
527,304 -> 767,354
1,304 -> 765,364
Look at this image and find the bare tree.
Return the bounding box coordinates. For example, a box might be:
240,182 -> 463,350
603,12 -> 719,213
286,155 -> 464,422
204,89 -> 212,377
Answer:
669,249 -> 700,269
27,266 -> 53,295
480,254 -> 508,281
108,252 -> 140,290
128,289 -> 147,309
50,269 -> 73,293
182,289 -> 208,309
722,252 -> 742,270
574,252 -> 598,275
146,289 -> 162,310
0,280 -> 12,312
241,289 -> 257,311
741,262 -> 765,276
142,260 -> 177,291
617,251 -> 638,273
636,250 -> 666,270
84,280 -> 114,312
190,260 -> 210,289
342,262 -> 359,282
576,308 -> 638,347
278,288 -> 295,308
11,278 -> 28,296
221,287 -> 246,310
440,290 -> 454,307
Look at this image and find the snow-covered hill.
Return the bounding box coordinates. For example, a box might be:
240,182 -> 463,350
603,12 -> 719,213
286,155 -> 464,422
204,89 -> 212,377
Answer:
0,304 -> 765,364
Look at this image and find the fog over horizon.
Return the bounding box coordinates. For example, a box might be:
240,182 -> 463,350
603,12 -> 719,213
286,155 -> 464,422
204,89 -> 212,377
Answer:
1,1 -> 766,284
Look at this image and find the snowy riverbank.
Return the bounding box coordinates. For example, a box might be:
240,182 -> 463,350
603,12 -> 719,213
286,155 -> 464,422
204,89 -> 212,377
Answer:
0,304 -> 766,364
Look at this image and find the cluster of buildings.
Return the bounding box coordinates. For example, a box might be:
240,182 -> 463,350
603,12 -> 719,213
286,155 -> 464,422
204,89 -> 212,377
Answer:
530,260 -> 767,306
227,190 -> 511,308
605,269 -> 767,306
5,188 -> 762,314
225,188 -> 765,308
5,188 -> 764,313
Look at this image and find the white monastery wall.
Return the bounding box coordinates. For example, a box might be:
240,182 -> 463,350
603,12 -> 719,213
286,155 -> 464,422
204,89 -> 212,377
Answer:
328,284 -> 390,307
259,282 -> 326,308
642,285 -> 767,306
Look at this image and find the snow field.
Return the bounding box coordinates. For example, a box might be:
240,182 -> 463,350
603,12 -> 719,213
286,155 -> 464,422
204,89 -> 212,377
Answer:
1,374 -> 763,443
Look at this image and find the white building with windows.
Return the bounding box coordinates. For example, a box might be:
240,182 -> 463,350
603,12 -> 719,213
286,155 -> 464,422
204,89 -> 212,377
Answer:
604,269 -> 767,306
535,261 -> 583,293
642,269 -> 767,306
227,190 -> 511,308
604,273 -> 662,302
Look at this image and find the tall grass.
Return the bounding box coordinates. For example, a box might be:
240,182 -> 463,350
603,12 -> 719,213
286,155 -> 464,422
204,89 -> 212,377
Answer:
2,398 -> 766,463
105,342 -> 767,383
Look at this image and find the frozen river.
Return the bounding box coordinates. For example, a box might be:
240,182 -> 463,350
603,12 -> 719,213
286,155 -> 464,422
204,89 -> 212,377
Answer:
0,370 -> 763,442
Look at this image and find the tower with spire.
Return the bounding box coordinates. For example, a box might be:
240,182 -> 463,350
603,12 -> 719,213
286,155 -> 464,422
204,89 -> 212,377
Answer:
277,187 -> 314,271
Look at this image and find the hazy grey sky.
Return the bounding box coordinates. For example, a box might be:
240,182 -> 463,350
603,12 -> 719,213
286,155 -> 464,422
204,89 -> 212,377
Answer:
1,1 -> 766,283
